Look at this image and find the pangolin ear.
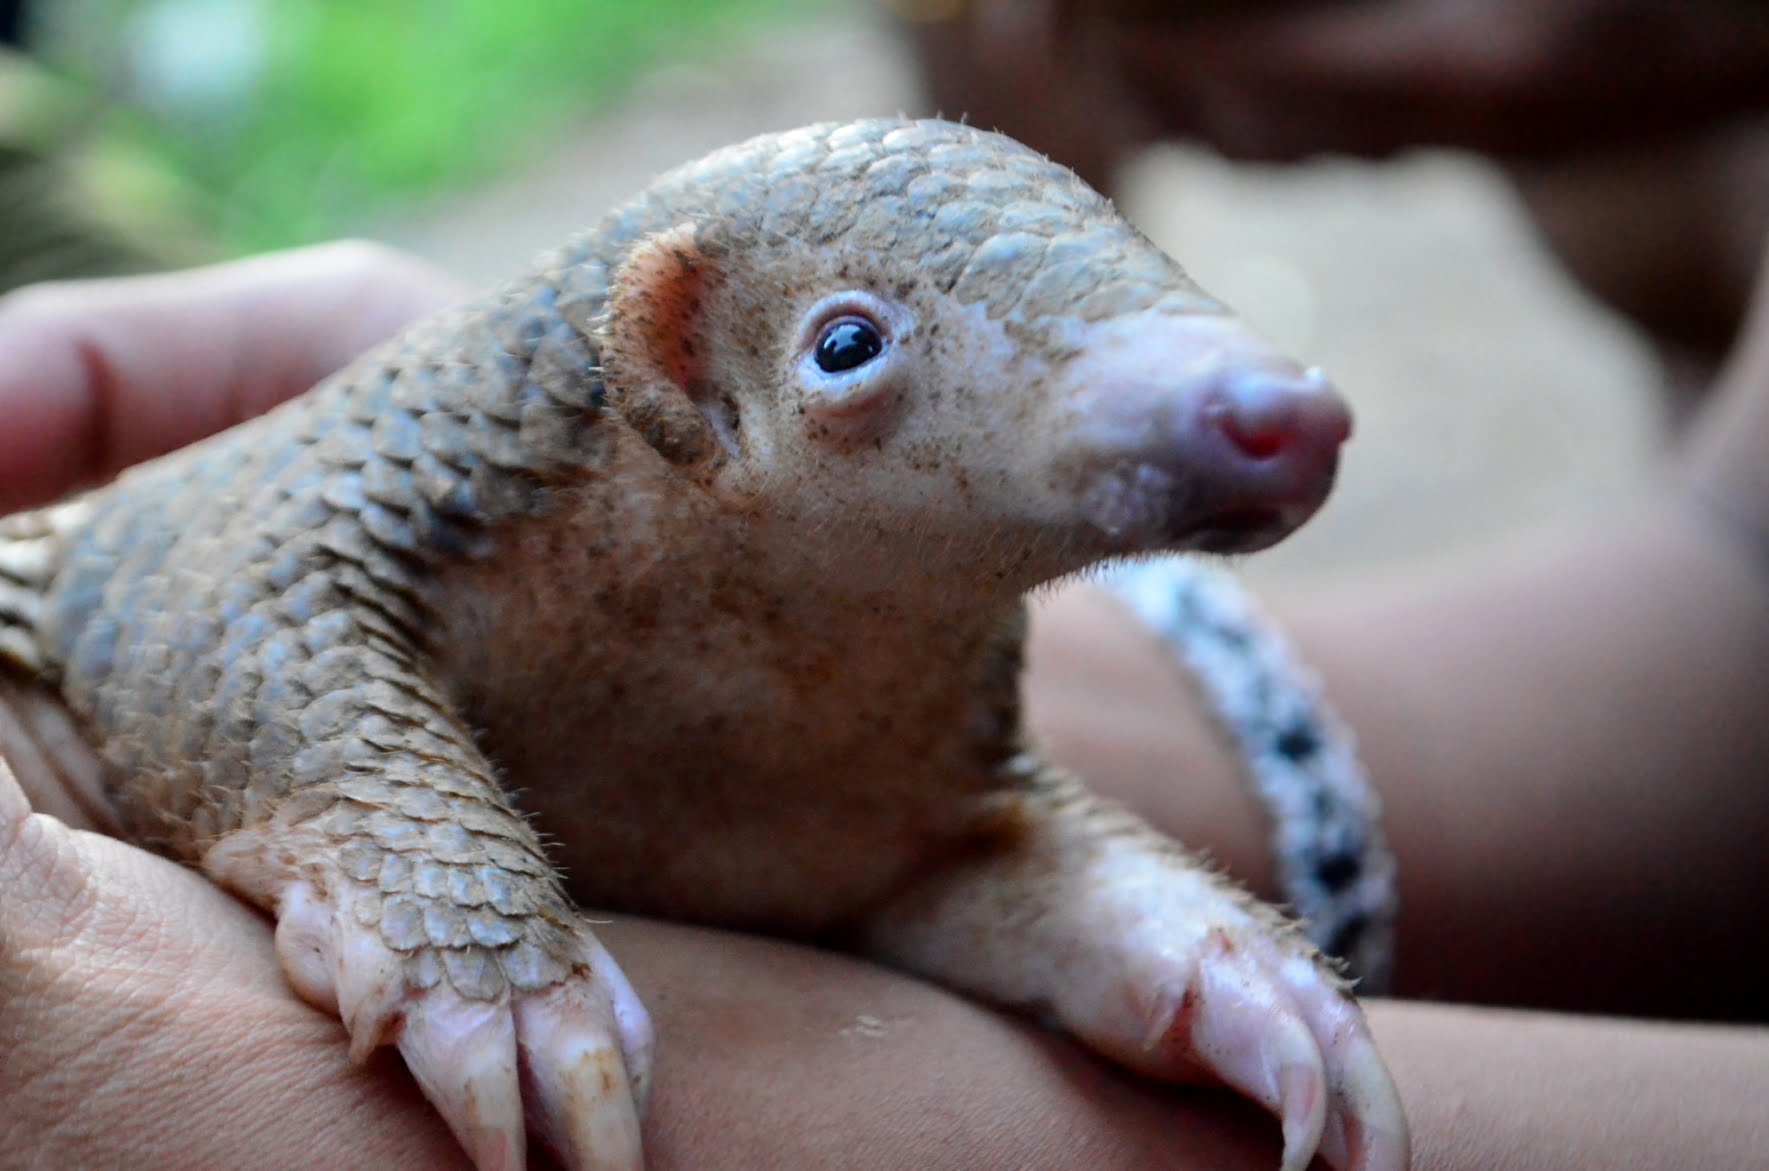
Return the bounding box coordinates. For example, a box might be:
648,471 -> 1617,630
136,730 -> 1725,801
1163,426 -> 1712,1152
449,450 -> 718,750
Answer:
601,224 -> 722,466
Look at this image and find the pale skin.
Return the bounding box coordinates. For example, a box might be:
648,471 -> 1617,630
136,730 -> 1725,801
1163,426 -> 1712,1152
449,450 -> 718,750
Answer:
2,239 -> 1767,1168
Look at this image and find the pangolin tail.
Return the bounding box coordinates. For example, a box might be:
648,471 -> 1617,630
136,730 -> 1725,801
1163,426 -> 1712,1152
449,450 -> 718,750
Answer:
0,502 -> 82,677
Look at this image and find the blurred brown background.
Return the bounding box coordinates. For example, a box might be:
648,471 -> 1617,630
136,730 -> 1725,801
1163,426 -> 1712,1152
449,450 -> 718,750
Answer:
12,0 -> 1769,596
375,2 -> 1679,596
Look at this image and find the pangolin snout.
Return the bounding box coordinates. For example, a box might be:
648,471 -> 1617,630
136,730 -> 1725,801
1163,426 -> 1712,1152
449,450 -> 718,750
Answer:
1205,366 -> 1351,466
1061,312 -> 1351,553
1185,363 -> 1350,550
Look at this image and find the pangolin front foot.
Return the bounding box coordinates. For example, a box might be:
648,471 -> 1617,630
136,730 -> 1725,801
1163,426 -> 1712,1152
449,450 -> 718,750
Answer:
1106,912 -> 1406,1171
861,775 -> 1408,1171
214,831 -> 652,1171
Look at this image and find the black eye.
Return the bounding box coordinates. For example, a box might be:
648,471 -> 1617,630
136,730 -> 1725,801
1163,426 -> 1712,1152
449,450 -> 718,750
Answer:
814,318 -> 884,373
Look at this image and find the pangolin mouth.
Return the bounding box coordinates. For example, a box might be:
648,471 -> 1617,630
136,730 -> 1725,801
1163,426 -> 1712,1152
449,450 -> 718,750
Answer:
1079,460 -> 1308,554
1188,506 -> 1291,554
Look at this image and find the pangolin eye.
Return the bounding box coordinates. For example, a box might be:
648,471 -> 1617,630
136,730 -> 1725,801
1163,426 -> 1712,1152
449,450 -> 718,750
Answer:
813,318 -> 884,373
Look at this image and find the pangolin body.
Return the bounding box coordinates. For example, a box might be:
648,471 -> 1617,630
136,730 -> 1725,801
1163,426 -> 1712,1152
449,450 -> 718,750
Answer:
0,120 -> 1407,1171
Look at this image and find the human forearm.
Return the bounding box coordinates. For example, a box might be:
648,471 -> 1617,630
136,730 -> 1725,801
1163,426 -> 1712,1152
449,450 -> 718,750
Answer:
1030,499 -> 1769,1018
1372,1000 -> 1769,1171
1286,501 -> 1769,1017
1291,253 -> 1769,1015
9,760 -> 1768,1171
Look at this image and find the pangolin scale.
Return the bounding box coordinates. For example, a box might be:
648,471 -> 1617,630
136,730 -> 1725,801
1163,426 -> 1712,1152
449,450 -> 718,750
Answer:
0,119 -> 1406,1171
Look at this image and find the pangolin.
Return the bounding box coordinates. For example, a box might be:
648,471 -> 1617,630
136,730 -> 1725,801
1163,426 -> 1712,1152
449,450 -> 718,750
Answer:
0,119 -> 1407,1171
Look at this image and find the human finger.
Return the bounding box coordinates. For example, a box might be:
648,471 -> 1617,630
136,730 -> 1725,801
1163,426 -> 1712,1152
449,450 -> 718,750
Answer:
0,240 -> 466,513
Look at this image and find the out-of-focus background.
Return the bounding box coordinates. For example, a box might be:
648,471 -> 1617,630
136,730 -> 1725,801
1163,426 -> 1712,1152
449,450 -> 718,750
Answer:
6,0 -> 1767,593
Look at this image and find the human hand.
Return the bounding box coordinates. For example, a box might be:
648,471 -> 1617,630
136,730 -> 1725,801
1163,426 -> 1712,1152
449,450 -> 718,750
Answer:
4,735 -> 1295,1170
0,742 -> 489,1167
0,243 -> 478,1166
902,0 -> 1769,168
0,241 -> 467,515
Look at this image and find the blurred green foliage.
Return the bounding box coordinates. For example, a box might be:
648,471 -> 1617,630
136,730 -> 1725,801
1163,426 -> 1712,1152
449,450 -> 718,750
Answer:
39,0 -> 809,251
0,50 -> 211,285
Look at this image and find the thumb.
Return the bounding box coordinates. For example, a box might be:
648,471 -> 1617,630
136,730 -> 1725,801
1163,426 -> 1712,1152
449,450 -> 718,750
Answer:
0,731 -> 99,958
0,683 -> 194,960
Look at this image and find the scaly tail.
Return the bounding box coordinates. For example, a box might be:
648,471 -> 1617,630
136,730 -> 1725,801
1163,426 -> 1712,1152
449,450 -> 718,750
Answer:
1102,557 -> 1399,993
0,501 -> 86,678
0,500 -> 118,829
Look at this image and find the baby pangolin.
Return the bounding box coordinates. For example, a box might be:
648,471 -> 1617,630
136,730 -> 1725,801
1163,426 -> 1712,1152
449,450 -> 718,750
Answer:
0,119 -> 1406,1171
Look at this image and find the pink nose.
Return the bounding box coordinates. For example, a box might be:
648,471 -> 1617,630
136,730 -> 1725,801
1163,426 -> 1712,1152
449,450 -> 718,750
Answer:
1175,366 -> 1350,552
1209,368 -> 1352,463
1060,312 -> 1355,554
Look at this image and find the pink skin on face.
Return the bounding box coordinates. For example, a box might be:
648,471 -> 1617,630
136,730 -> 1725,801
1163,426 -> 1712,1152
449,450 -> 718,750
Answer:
1053,311 -> 1351,554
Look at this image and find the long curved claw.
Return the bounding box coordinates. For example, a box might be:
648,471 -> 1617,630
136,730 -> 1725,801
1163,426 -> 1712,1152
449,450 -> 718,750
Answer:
516,978 -> 648,1171
1137,937 -> 1340,1171
1141,934 -> 1406,1171
1280,982 -> 1408,1171
1060,882 -> 1407,1171
1277,1058 -> 1329,1171
857,792 -> 1411,1171
1171,940 -> 1407,1171
267,873 -> 652,1171
401,999 -> 527,1171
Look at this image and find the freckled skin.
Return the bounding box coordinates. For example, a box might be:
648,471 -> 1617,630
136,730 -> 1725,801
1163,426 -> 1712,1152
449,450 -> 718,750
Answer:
0,121 -> 1405,1171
